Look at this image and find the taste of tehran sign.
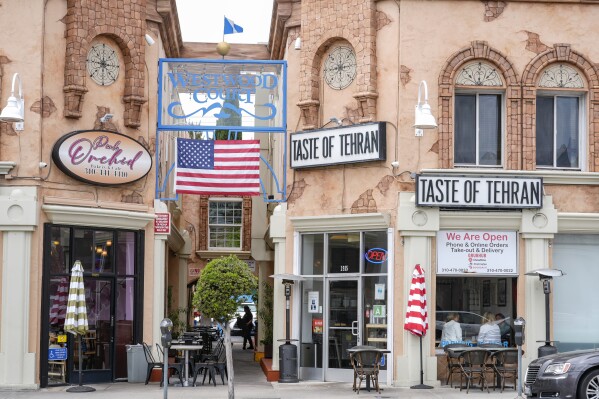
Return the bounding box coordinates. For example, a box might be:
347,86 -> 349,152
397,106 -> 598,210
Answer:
52,130 -> 152,186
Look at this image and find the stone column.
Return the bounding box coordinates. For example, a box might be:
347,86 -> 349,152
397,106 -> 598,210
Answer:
396,192 -> 439,387
0,187 -> 38,389
521,196 -> 558,364
269,203 -> 287,370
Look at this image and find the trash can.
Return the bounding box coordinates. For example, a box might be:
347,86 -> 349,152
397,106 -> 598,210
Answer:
126,344 -> 146,383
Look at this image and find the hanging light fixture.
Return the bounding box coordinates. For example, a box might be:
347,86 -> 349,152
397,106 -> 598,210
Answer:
0,73 -> 25,129
414,80 -> 437,136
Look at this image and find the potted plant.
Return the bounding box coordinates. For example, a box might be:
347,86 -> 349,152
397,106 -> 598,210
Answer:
257,281 -> 274,358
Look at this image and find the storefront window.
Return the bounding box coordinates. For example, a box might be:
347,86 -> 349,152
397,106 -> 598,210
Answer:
436,276 -> 516,347
72,229 -> 114,273
363,231 -> 388,274
553,234 -> 599,351
49,227 -> 70,274
328,233 -> 360,274
301,234 -> 324,275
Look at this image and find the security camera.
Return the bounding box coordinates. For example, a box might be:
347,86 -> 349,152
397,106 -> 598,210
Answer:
391,161 -> 400,168
100,114 -> 113,123
39,162 -> 48,168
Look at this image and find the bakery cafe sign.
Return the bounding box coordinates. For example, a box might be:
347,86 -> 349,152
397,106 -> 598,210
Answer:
290,122 -> 386,168
52,130 -> 152,186
416,175 -> 543,208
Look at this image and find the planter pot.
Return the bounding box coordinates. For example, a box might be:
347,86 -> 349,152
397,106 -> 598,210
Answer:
264,344 -> 273,359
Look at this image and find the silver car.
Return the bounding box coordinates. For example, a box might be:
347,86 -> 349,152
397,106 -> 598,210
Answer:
436,311 -> 486,341
524,348 -> 599,399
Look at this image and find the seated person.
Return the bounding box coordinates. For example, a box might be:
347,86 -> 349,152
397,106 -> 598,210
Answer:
495,313 -> 513,345
440,313 -> 462,345
477,312 -> 501,344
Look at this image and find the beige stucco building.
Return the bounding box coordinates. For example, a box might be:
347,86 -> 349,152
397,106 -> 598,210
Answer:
0,0 -> 192,389
267,0 -> 599,387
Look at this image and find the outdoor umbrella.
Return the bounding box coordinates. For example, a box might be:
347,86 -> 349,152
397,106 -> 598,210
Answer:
404,264 -> 432,389
64,260 -> 95,393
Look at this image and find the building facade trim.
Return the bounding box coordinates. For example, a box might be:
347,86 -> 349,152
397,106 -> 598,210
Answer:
42,204 -> 154,230
290,212 -> 390,232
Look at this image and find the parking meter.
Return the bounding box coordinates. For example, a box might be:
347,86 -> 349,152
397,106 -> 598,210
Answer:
160,318 -> 173,399
514,317 -> 526,398
514,317 -> 525,346
160,318 -> 173,349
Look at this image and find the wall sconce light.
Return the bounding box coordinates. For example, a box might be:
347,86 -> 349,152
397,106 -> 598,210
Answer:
294,37 -> 301,50
0,73 -> 25,130
145,34 -> 155,46
414,80 -> 437,137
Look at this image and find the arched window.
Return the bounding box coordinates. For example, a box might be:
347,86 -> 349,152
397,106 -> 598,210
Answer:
535,64 -> 586,169
454,61 -> 505,167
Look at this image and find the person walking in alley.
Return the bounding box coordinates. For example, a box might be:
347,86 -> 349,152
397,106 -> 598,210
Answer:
240,305 -> 254,350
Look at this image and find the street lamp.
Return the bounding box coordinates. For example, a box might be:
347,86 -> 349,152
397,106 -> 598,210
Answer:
0,73 -> 25,131
413,80 -> 437,136
525,268 -> 564,357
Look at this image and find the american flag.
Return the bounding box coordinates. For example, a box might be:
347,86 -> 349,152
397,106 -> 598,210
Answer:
174,138 -> 261,196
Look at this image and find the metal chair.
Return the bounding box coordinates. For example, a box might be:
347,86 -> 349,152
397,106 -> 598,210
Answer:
351,349 -> 382,394
458,349 -> 491,393
156,343 -> 186,384
443,344 -> 467,387
142,342 -> 183,387
490,348 -> 521,392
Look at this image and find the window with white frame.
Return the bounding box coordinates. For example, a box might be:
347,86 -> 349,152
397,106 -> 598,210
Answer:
536,64 -> 585,169
454,62 -> 504,167
208,200 -> 242,249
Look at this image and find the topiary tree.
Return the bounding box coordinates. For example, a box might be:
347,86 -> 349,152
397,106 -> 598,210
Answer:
192,255 -> 257,399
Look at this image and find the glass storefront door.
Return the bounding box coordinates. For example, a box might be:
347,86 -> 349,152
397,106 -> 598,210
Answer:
69,277 -> 114,383
326,278 -> 360,381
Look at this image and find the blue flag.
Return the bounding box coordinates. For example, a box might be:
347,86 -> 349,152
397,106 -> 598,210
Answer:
224,16 -> 244,35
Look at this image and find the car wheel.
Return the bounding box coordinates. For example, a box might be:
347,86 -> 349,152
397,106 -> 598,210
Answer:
578,369 -> 599,399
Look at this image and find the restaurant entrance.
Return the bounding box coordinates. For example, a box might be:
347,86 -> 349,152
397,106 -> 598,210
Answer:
40,224 -> 144,387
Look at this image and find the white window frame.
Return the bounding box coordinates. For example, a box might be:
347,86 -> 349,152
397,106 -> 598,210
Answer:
454,89 -> 505,168
208,198 -> 243,250
535,90 -> 586,171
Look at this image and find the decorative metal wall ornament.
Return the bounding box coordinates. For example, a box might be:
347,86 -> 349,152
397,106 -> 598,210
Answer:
323,46 -> 357,90
455,62 -> 503,86
86,44 -> 120,86
538,64 -> 584,88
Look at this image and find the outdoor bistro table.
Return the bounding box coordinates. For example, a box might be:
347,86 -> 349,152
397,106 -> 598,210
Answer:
170,343 -> 203,387
347,346 -> 391,392
444,346 -> 513,389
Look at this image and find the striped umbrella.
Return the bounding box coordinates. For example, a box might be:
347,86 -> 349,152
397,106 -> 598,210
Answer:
404,264 -> 429,336
64,260 -> 95,392
64,261 -> 89,336
404,264 -> 433,389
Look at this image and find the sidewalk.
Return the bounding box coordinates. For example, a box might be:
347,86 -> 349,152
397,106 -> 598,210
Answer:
0,341 -> 523,399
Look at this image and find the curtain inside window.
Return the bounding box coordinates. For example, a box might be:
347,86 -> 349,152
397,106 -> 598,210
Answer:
556,97 -> 579,168
478,95 -> 501,166
536,96 -> 555,166
455,95 -> 476,164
